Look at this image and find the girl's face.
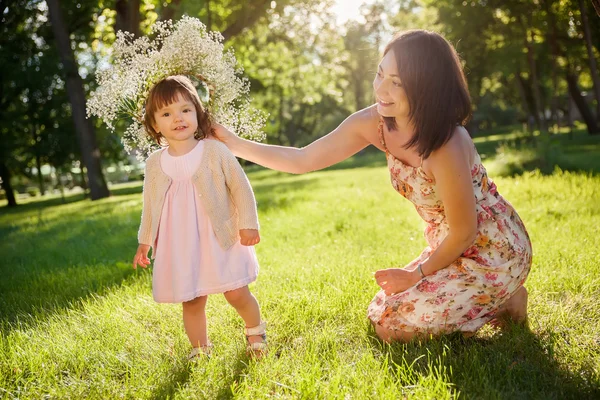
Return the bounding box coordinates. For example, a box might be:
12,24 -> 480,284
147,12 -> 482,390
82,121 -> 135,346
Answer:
373,50 -> 410,120
152,93 -> 199,144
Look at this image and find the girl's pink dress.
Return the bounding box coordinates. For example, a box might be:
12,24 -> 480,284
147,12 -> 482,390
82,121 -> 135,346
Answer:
152,140 -> 259,303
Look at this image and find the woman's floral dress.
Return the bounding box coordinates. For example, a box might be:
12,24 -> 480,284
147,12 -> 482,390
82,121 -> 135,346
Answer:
367,120 -> 532,334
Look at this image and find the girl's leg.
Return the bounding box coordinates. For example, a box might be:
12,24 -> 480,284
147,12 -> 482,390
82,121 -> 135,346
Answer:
182,295 -> 209,348
223,286 -> 263,346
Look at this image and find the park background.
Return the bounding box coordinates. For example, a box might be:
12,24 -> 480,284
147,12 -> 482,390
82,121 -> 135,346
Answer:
1,0 -> 599,399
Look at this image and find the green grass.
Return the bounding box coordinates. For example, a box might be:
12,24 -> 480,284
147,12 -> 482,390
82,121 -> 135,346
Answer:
1,130 -> 600,398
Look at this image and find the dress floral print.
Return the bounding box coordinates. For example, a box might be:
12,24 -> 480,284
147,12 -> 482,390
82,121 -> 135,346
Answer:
367,119 -> 532,334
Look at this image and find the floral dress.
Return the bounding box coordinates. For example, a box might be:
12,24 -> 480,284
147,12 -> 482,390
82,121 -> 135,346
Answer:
367,120 -> 532,334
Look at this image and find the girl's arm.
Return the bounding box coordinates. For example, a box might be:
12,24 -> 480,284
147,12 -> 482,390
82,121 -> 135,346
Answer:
137,163 -> 153,246
375,131 -> 478,295
219,145 -> 260,231
133,164 -> 153,269
214,109 -> 374,174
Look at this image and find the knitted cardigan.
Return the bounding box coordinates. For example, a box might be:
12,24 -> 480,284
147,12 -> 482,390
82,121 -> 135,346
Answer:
137,139 -> 259,253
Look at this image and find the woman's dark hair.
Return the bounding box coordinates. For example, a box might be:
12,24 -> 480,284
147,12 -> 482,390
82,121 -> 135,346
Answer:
382,30 -> 471,159
143,75 -> 214,145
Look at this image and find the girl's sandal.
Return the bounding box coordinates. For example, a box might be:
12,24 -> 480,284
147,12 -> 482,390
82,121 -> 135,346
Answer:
245,321 -> 267,358
188,344 -> 213,362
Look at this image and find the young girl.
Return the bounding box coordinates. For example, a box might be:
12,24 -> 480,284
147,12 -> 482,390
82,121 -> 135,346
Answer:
131,75 -> 267,358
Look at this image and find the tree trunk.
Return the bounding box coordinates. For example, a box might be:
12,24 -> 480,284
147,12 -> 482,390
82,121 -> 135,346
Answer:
160,0 -> 181,21
115,0 -> 140,37
206,0 -> 212,30
516,70 -> 536,133
79,162 -> 88,197
522,20 -> 547,132
47,0 -> 109,200
591,0 -> 600,17
35,150 -> 46,196
579,0 -> 600,121
222,0 -> 272,41
544,0 -> 561,132
54,165 -> 66,203
0,159 -> 17,207
566,70 -> 600,134
32,122 -> 46,196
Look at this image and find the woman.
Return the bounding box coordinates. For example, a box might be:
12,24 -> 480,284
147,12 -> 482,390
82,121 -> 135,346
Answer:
213,30 -> 532,342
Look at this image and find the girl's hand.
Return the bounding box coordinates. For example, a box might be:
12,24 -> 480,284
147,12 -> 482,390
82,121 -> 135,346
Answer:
240,229 -> 260,246
374,268 -> 420,296
132,244 -> 151,269
211,122 -> 235,144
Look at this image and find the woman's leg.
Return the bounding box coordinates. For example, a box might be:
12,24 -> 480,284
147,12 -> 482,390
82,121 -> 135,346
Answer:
491,286 -> 528,328
372,320 -> 421,343
182,295 -> 209,348
223,286 -> 263,346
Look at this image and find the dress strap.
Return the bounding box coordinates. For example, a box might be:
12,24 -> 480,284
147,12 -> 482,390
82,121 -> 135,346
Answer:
378,118 -> 389,152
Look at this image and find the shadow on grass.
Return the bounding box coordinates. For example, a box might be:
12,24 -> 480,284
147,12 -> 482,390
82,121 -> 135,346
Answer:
149,348 -> 251,399
0,204 -> 141,330
0,191 -> 89,216
150,360 -> 192,400
0,184 -> 144,216
253,177 -> 320,212
367,324 -> 600,399
215,349 -> 253,399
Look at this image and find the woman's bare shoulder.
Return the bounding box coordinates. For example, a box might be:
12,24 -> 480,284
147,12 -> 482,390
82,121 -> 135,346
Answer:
342,105 -> 380,140
349,104 -> 380,125
428,126 -> 474,167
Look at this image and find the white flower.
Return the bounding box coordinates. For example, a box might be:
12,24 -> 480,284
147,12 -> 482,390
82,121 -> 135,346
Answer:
87,16 -> 266,160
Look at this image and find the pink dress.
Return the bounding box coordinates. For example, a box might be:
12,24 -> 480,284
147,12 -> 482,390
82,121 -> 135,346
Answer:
152,140 -> 259,303
367,119 -> 532,334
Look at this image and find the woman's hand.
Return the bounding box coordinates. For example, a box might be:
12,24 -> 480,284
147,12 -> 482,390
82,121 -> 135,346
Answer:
240,229 -> 260,246
132,244 -> 151,269
211,122 -> 236,144
374,268 -> 420,296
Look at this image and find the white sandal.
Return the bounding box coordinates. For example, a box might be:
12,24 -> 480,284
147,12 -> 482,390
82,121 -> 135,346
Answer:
245,321 -> 267,356
187,344 -> 212,361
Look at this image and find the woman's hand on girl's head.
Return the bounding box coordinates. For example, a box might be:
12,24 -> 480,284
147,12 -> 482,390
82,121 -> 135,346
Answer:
211,122 -> 235,144
239,229 -> 260,246
374,268 -> 420,295
132,244 -> 151,269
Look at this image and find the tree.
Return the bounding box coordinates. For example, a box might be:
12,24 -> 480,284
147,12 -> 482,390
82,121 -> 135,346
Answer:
46,0 -> 110,200
0,0 -> 40,206
578,0 -> 600,122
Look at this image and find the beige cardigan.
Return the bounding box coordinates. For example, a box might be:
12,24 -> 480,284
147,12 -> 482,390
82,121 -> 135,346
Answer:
137,139 -> 259,253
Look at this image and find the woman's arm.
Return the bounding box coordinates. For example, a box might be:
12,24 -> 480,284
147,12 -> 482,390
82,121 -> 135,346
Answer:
418,133 -> 478,276
213,108 -> 374,174
375,131 -> 478,295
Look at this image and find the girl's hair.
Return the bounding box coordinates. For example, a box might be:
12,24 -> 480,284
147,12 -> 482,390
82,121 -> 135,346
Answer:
382,30 -> 472,159
143,75 -> 214,145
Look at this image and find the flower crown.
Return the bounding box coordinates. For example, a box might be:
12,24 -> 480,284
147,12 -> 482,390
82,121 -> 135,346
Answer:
87,16 -> 266,159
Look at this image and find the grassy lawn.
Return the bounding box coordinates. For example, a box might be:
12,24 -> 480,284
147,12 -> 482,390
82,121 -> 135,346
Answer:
1,129 -> 599,399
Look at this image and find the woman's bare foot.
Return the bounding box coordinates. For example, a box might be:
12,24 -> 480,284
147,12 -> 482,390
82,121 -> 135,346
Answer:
489,286 -> 528,329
